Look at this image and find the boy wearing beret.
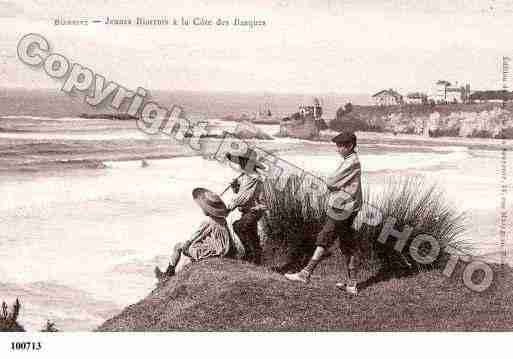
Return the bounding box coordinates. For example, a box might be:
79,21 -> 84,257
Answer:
285,131 -> 362,295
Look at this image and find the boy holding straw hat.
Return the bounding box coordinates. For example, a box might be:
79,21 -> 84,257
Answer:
155,188 -> 239,282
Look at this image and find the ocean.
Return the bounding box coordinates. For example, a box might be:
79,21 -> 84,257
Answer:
0,89 -> 511,331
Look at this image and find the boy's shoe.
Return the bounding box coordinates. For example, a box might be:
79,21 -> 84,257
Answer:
335,282 -> 358,296
164,263 -> 176,277
154,266 -> 165,282
284,270 -> 310,283
155,264 -> 175,283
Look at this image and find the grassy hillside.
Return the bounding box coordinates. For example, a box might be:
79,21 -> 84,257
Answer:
98,257 -> 513,331
97,175 -> 510,332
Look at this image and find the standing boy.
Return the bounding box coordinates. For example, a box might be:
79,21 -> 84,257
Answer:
285,131 -> 362,295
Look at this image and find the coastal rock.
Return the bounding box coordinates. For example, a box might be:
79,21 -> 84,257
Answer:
333,104 -> 513,138
79,113 -> 138,121
232,121 -> 273,140
84,160 -> 108,169
279,115 -> 320,140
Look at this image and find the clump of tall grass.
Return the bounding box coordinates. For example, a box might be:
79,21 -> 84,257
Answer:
259,174 -> 468,276
0,299 -> 24,332
358,176 -> 469,272
260,175 -> 328,271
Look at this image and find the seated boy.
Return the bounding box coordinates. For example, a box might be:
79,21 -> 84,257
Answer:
155,188 -> 239,282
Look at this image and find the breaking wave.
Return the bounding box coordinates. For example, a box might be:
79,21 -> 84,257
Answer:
279,147 -> 470,174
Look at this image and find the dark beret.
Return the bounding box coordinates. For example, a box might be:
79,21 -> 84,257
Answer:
331,131 -> 357,145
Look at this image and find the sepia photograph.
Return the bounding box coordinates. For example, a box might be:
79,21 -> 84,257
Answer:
1,0 -> 513,356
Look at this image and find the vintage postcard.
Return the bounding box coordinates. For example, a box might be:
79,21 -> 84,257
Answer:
1,0 -> 513,355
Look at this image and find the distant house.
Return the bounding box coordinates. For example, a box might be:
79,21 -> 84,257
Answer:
405,92 -> 427,105
372,89 -> 403,106
431,80 -> 471,104
298,98 -> 323,119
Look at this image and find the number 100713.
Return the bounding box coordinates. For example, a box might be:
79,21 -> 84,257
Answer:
11,342 -> 42,351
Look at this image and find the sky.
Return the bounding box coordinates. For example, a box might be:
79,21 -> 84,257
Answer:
1,0 -> 513,94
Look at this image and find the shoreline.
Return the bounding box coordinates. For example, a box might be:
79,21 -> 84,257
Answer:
0,130 -> 505,175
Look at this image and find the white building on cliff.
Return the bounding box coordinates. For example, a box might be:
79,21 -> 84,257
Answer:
430,80 -> 471,103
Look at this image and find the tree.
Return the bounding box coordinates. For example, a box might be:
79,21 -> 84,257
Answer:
336,106 -> 345,121
335,102 -> 354,121
436,80 -> 451,87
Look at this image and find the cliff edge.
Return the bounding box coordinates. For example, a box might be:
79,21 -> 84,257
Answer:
98,258 -> 513,331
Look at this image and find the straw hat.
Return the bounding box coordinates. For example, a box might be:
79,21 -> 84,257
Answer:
192,188 -> 229,218
225,149 -> 265,174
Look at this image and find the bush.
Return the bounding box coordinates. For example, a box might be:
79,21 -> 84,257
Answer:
329,115 -> 369,133
336,102 -> 354,119
317,118 -> 328,131
428,127 -> 460,138
259,174 -> 468,276
496,127 -> 513,139
0,299 -> 24,332
41,320 -> 59,332
366,124 -> 386,133
469,129 -> 493,138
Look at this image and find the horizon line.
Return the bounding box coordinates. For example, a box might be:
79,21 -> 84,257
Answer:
0,86 -> 374,97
